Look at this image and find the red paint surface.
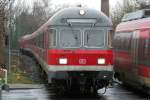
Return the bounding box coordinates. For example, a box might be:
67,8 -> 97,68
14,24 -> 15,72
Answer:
47,49 -> 113,66
139,65 -> 150,78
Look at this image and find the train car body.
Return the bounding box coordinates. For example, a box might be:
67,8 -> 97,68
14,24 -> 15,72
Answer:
114,10 -> 150,94
19,7 -> 113,94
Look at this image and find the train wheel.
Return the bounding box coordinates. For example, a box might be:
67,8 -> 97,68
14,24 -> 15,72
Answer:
80,86 -> 98,97
69,81 -> 80,95
50,80 -> 69,96
90,86 -> 98,96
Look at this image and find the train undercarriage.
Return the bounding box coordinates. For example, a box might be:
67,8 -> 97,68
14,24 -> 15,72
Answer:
47,71 -> 113,95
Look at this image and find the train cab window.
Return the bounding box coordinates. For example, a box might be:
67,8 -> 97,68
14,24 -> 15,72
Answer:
49,29 -> 56,47
84,30 -> 105,48
59,29 -> 81,48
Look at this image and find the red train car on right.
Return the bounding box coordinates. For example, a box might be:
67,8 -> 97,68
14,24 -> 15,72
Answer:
113,9 -> 150,94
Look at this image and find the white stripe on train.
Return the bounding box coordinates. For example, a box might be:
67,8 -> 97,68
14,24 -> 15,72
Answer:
46,65 -> 113,71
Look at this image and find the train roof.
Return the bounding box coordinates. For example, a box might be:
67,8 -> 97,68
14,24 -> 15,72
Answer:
46,7 -> 112,27
116,17 -> 150,32
122,9 -> 150,22
22,7 -> 112,40
116,9 -> 150,32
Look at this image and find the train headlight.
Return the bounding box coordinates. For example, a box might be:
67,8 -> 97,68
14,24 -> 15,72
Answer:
59,58 -> 68,64
98,58 -> 105,64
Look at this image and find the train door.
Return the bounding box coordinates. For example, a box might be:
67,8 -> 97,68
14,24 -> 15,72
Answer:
130,30 -> 140,84
138,30 -> 150,86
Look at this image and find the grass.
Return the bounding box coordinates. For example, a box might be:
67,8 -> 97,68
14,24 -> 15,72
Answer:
7,54 -> 35,84
8,67 -> 34,84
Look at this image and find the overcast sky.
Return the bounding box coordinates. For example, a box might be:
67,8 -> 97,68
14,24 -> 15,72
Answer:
51,0 -> 122,11
14,0 -> 123,12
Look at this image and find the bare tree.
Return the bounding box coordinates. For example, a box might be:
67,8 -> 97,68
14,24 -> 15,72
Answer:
137,0 -> 150,9
110,0 -> 138,31
0,0 -> 9,64
12,0 -> 71,49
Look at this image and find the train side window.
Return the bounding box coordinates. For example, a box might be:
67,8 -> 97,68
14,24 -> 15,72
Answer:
139,37 -> 150,66
30,38 -> 34,46
37,36 -> 40,47
126,32 -> 132,52
114,32 -> 132,51
148,38 -> 150,61
33,38 -> 36,46
148,38 -> 150,54
35,37 -> 37,46
118,33 -> 124,50
144,38 -> 150,56
39,33 -> 44,48
113,34 -> 121,50
49,29 -> 56,47
138,38 -> 145,60
38,35 -> 40,47
113,34 -> 117,49
121,35 -> 125,50
39,34 -> 41,48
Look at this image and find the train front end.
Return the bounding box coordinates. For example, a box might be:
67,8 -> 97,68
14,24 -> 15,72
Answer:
46,7 -> 113,93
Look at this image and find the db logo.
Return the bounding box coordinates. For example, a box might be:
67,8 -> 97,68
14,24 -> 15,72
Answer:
79,59 -> 87,64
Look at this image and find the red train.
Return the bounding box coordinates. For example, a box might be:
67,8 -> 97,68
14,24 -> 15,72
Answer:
19,7 -> 113,94
114,10 -> 150,94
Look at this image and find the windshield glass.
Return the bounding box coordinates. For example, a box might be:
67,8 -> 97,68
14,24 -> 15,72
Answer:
84,29 -> 105,48
59,29 -> 81,48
